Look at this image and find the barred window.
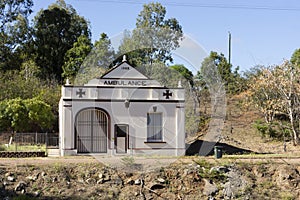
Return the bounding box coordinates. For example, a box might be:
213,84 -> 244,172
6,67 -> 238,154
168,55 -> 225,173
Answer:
147,113 -> 162,142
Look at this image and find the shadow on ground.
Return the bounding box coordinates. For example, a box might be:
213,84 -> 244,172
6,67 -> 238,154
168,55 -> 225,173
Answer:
185,140 -> 254,156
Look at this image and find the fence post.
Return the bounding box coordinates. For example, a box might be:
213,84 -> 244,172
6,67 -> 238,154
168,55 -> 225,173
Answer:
15,132 -> 17,152
46,132 -> 48,156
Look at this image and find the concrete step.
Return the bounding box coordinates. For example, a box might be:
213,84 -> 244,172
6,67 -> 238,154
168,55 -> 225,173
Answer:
47,148 -> 60,157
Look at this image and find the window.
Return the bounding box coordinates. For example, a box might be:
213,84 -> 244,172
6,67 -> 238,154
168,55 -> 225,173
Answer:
147,113 -> 163,142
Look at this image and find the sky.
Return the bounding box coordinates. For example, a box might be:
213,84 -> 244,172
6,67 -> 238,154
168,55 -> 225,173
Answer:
31,0 -> 300,73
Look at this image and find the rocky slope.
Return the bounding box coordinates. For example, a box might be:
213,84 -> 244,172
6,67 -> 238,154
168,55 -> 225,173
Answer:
0,157 -> 299,200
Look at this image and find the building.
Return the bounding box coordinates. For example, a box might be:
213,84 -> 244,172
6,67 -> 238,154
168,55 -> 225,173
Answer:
59,57 -> 185,156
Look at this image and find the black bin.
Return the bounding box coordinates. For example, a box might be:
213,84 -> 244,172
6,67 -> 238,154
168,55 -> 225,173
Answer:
214,146 -> 223,159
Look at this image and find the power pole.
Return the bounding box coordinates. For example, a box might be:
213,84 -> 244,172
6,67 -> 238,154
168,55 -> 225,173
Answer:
228,31 -> 231,65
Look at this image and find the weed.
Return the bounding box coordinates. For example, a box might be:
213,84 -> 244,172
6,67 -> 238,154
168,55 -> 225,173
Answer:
198,167 -> 226,182
13,195 -> 37,200
280,192 -> 295,200
193,158 -> 212,168
121,156 -> 135,167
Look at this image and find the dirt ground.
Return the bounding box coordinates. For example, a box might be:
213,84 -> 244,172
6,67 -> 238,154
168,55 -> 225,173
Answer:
1,155 -> 300,169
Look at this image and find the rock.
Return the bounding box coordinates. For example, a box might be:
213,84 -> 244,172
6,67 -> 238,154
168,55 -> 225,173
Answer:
203,179 -> 218,196
134,179 -> 141,185
104,176 -> 111,182
26,173 -> 39,181
222,182 -> 233,199
78,178 -> 84,183
41,172 -> 47,177
77,187 -> 86,192
149,183 -> 165,190
86,178 -> 94,184
52,177 -> 57,183
182,168 -> 189,178
157,178 -> 166,184
33,191 -> 40,197
7,176 -> 15,182
97,179 -> 104,184
210,166 -> 230,173
98,173 -> 104,179
126,178 -> 134,185
5,172 -> 12,177
15,181 -> 27,192
222,167 -> 247,199
274,165 -> 296,189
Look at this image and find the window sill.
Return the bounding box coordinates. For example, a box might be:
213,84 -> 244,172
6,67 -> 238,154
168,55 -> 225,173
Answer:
144,141 -> 167,144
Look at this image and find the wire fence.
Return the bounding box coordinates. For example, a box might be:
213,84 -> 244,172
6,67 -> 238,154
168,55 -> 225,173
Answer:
0,132 -> 59,152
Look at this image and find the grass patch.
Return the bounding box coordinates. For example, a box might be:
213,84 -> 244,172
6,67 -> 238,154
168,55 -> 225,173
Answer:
121,156 -> 135,167
193,158 -> 227,182
0,144 -> 46,152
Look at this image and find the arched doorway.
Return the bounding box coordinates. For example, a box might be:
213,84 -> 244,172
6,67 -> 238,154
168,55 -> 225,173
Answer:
75,108 -> 109,153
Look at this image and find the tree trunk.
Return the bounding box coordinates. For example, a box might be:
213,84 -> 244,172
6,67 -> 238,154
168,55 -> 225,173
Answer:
288,101 -> 299,145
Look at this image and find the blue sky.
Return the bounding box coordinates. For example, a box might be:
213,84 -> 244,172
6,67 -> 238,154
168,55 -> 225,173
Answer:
31,0 -> 300,73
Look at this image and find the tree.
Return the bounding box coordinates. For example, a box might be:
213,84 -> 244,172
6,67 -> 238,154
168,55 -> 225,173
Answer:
87,33 -> 115,69
291,48 -> 300,67
118,2 -> 183,66
0,0 -> 33,71
24,98 -> 55,131
0,98 -> 28,132
33,0 -> 90,81
74,33 -> 115,85
200,51 -> 241,94
245,62 -> 300,145
62,35 -> 92,81
244,66 -> 282,124
169,65 -> 194,87
0,98 -> 54,132
0,60 -> 42,100
271,61 -> 300,145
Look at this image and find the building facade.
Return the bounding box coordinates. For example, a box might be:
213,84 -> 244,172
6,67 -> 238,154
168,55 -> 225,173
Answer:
59,59 -> 185,156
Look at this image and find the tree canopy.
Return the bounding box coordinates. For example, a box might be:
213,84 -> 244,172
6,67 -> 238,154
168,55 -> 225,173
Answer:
0,0 -> 33,71
118,2 -> 183,66
33,1 -> 91,81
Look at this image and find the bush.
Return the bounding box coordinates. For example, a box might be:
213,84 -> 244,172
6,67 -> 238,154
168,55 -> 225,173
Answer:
253,120 -> 290,140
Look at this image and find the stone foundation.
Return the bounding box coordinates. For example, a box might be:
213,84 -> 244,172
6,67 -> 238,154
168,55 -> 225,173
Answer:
0,151 -> 46,158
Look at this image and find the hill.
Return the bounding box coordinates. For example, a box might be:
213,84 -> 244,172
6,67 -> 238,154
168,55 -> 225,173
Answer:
188,94 -> 300,155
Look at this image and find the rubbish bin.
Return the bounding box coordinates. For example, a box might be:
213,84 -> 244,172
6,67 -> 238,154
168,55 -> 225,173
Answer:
214,146 -> 223,159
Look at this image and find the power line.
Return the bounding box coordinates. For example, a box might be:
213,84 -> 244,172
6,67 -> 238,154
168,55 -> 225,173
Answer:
76,0 -> 300,12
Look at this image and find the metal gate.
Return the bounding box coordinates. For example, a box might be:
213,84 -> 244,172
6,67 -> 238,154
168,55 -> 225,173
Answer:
75,109 -> 108,153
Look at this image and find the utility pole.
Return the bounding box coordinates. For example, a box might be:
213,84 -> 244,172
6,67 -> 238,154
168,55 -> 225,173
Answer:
228,31 -> 231,65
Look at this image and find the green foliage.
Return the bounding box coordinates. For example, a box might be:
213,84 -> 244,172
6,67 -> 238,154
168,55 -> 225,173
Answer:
194,159 -> 227,182
0,98 -> 55,132
121,156 -> 136,167
0,98 -> 28,132
253,119 -> 289,140
291,48 -> 300,67
74,33 -> 115,85
62,35 -> 92,81
253,120 -> 269,138
33,0 -> 91,81
0,0 -> 33,71
24,98 -> 55,131
200,51 -> 241,94
118,2 -> 183,66
169,64 -> 194,87
0,144 -> 46,152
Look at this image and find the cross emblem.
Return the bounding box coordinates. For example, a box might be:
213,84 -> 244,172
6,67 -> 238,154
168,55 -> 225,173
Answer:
76,89 -> 86,98
163,89 -> 172,99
